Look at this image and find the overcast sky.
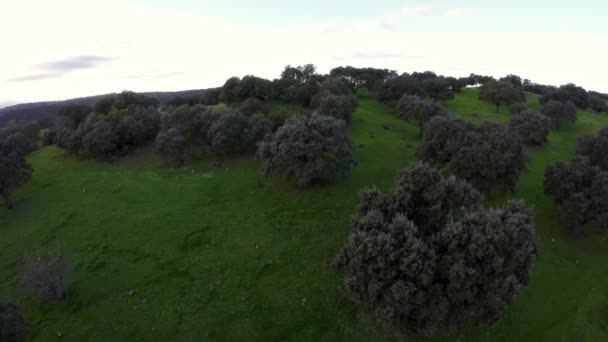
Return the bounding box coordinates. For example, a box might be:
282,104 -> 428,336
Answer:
1,0 -> 607,107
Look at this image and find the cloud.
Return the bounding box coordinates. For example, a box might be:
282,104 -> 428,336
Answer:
8,73 -> 62,82
35,55 -> 116,72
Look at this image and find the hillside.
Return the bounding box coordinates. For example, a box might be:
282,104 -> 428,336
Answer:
0,89 -> 210,127
1,89 -> 608,340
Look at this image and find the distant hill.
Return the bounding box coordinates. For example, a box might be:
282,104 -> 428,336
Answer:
0,89 -> 209,127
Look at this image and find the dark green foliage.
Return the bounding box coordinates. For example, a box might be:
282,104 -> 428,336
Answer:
219,77 -> 242,104
375,74 -> 427,104
540,83 -> 589,109
577,128 -> 608,172
257,114 -> 354,187
94,95 -> 116,115
508,102 -> 528,114
317,94 -> 358,123
451,122 -> 527,193
419,117 -> 527,194
509,110 -> 550,146
161,105 -> 205,143
479,80 -> 518,112
329,66 -> 397,90
94,91 -> 157,115
82,121 -> 120,159
544,156 -> 608,235
155,128 -> 186,167
542,100 -> 577,128
588,95 -> 608,113
422,77 -> 454,102
397,95 -> 449,136
0,302 -> 29,342
19,253 -> 72,302
58,103 -> 92,127
0,134 -> 32,209
334,163 -> 538,336
239,97 -> 269,116
500,74 -> 523,88
117,107 -> 161,147
245,114 -> 273,148
207,111 -> 250,155
417,116 -> 476,164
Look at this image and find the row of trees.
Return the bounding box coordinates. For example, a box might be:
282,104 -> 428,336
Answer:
375,71 -> 466,104
0,133 -> 32,209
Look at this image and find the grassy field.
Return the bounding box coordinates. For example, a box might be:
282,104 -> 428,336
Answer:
1,89 -> 608,341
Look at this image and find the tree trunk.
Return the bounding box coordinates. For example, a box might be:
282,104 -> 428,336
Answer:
0,190 -> 12,209
496,103 -> 500,113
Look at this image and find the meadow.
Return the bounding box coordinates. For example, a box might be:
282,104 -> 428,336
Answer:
1,88 -> 607,341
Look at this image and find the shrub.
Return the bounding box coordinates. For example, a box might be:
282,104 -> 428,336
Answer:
0,302 -> 29,342
245,114 -> 273,148
155,128 -> 186,167
19,253 -> 72,302
257,114 -> 354,187
0,134 -> 33,209
588,95 -> 608,113
542,100 -> 577,128
509,110 -> 550,146
334,163 -> 538,336
417,116 -> 476,164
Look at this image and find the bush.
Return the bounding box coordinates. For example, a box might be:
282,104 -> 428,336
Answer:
417,116 -> 476,164
397,95 -> 449,136
509,110 -> 550,146
245,114 -> 273,148
257,114 -> 355,187
542,100 -> 577,128
334,163 -> 538,336
0,302 -> 29,342
19,253 -> 72,302
155,128 -> 186,167
161,105 -> 205,143
588,95 -> 608,113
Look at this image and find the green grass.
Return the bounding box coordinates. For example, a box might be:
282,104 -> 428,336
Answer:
2,90 -> 608,341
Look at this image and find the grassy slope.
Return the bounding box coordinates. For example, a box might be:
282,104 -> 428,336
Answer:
1,89 -> 607,341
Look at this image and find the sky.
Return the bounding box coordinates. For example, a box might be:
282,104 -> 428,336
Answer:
1,0 -> 607,107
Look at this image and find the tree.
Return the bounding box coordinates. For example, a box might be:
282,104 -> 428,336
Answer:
0,302 -> 29,342
257,114 -> 355,187
161,105 -> 205,143
542,100 -> 577,128
577,128 -> 608,171
479,80 -> 518,112
58,103 -> 92,128
422,77 -> 454,102
82,121 -> 120,159
375,73 -> 426,104
94,95 -> 117,115
417,116 -> 477,164
0,134 -> 32,209
220,77 -> 241,104
334,163 -> 538,336
239,97 -> 269,116
19,253 -> 72,302
544,156 -> 608,235
508,102 -> 527,114
245,114 -> 273,149
155,128 -> 186,167
397,95 -> 449,136
317,94 -> 358,123
206,111 -> 249,155
588,95 -> 608,113
450,122 -> 527,193
540,83 -> 589,109
509,110 -> 550,146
